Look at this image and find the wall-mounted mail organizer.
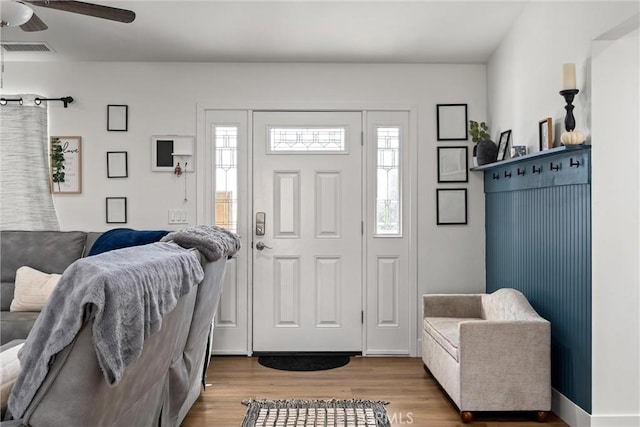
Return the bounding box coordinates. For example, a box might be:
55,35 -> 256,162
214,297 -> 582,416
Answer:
471,145 -> 591,193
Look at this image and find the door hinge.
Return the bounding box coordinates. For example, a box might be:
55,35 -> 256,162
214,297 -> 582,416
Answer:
361,221 -> 364,235
361,131 -> 364,146
361,310 -> 364,324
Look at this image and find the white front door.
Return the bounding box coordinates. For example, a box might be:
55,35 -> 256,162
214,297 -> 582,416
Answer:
252,111 -> 362,352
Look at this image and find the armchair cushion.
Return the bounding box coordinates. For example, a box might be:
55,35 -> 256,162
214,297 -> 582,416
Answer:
424,317 -> 478,362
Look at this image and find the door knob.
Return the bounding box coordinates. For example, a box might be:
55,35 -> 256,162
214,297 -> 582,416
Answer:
255,241 -> 272,251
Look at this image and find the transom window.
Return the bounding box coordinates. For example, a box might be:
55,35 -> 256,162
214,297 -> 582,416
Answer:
268,127 -> 346,152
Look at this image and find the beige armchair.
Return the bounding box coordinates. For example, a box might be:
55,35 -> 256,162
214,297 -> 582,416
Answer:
421,288 -> 551,423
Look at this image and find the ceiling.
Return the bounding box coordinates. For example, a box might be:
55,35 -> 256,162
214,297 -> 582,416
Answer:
0,1 -> 528,63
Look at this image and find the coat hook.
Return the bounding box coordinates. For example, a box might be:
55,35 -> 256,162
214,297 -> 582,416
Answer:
533,165 -> 542,174
504,170 -> 512,178
570,158 -> 580,168
492,173 -> 500,180
517,168 -> 526,176
550,162 -> 560,171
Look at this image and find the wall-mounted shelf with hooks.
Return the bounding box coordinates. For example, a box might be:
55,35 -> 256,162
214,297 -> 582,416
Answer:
471,145 -> 591,172
471,145 -> 591,193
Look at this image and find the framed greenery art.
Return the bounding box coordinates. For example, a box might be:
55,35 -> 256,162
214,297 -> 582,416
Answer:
50,136 -> 82,194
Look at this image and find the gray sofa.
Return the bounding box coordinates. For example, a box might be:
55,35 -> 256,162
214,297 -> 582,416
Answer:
1,231 -> 101,345
421,288 -> 551,423
0,229 -> 234,426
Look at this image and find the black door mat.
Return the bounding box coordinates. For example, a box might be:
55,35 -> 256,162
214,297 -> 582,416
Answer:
257,354 -> 351,371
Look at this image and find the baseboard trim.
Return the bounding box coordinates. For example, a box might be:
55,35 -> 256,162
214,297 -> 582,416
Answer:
591,415 -> 640,427
552,388 -> 591,427
552,389 -> 640,427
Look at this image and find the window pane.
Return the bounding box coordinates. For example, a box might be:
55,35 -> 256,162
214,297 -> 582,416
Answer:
269,127 -> 346,152
215,126 -> 238,233
376,127 -> 400,235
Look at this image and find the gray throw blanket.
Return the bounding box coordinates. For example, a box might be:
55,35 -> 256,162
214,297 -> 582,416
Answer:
161,225 -> 241,261
8,242 -> 204,418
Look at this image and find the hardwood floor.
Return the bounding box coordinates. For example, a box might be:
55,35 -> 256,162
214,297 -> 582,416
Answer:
181,356 -> 567,427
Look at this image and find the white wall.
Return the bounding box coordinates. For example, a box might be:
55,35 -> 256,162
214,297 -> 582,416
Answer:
488,2 -> 638,153
591,27 -> 640,426
487,1 -> 640,425
1,61 -> 488,336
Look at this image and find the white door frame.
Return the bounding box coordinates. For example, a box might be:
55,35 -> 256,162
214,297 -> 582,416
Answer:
197,103 -> 418,356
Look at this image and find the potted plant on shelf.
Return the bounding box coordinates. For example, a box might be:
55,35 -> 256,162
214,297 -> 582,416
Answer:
469,120 -> 498,166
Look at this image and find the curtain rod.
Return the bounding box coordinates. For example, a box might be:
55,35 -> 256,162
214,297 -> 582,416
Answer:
0,96 -> 74,108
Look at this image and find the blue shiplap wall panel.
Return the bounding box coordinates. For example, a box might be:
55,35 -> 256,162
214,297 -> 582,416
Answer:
483,147 -> 592,413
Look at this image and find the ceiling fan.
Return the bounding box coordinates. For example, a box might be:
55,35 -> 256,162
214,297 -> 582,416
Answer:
0,0 -> 136,31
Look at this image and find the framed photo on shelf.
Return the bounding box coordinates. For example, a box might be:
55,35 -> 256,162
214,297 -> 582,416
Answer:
436,104 -> 468,141
436,188 -> 467,225
107,151 -> 128,178
539,117 -> 553,151
50,136 -> 82,194
497,130 -> 512,161
106,197 -> 127,224
437,146 -> 468,183
107,105 -> 128,132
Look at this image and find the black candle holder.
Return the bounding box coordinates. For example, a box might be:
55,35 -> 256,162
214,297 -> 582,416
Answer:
559,89 -> 579,131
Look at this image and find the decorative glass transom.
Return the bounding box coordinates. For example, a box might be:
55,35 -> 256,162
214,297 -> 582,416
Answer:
269,127 -> 346,152
215,125 -> 238,233
376,126 -> 400,235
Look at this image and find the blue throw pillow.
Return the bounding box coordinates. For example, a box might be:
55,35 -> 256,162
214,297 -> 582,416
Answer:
88,228 -> 170,256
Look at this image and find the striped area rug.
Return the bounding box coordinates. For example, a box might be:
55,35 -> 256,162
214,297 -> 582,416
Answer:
241,399 -> 391,427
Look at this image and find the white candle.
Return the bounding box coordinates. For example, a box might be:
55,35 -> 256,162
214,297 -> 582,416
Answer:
562,63 -> 576,90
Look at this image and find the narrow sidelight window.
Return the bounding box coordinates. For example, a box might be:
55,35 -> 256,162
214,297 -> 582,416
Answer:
376,126 -> 401,235
214,126 -> 238,233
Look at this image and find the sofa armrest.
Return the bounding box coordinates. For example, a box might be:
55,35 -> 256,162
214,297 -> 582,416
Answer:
422,294 -> 483,319
458,320 -> 551,410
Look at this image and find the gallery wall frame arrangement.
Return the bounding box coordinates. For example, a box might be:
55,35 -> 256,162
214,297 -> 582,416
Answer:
496,129 -> 512,161
106,197 -> 127,224
539,117 -> 553,151
436,188 -> 467,225
50,136 -> 82,194
107,151 -> 128,178
107,105 -> 128,132
437,146 -> 468,183
151,135 -> 194,172
436,104 -> 468,141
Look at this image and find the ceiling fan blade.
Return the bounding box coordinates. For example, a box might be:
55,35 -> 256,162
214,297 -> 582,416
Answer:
26,1 -> 135,23
20,12 -> 48,32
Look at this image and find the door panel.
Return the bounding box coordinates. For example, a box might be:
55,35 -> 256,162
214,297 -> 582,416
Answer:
253,111 -> 362,352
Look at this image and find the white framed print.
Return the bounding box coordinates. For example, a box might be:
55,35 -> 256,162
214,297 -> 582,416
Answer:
151,135 -> 194,172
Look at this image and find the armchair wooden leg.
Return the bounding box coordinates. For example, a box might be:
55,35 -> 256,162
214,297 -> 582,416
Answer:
535,411 -> 549,422
460,411 -> 474,423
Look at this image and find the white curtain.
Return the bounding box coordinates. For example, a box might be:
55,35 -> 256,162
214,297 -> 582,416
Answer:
0,94 -> 59,230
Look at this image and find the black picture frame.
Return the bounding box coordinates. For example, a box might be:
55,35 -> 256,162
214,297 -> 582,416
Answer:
436,104 -> 468,141
106,151 -> 128,178
437,146 -> 468,183
106,197 -> 127,224
497,130 -> 512,161
107,105 -> 128,132
538,118 -> 552,151
436,188 -> 467,225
